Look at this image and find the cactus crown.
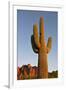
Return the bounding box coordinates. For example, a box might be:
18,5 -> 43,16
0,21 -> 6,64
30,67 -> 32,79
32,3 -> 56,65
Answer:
31,17 -> 52,54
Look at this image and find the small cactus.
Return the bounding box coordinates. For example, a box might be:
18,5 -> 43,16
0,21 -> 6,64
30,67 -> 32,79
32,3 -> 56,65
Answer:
31,17 -> 52,78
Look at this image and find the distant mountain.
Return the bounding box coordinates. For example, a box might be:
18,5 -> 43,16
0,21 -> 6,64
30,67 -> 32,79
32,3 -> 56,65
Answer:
17,64 -> 58,80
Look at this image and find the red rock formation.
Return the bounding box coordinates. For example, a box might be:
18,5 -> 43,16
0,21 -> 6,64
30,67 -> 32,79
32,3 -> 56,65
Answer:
17,64 -> 38,80
17,67 -> 21,80
17,65 -> 58,80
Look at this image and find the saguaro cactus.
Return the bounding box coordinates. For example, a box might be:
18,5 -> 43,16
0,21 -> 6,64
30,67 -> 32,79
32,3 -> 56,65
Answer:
31,17 -> 52,78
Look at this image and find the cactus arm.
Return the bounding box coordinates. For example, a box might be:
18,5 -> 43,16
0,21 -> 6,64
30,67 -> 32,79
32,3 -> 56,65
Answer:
33,24 -> 41,49
31,35 -> 39,53
40,17 -> 45,43
46,37 -> 52,53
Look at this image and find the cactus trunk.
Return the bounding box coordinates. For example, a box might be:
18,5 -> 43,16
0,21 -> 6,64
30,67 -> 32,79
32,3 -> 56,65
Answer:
38,48 -> 48,78
38,17 -> 48,78
31,17 -> 52,78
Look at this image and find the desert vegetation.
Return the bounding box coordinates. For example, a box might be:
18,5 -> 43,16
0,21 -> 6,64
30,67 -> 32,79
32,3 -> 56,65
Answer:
31,17 -> 52,78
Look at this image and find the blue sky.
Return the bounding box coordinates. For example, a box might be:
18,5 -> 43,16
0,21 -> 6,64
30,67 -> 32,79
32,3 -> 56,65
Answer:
17,10 -> 58,72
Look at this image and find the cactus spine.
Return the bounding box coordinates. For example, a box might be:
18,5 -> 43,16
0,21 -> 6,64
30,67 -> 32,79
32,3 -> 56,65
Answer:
31,17 -> 52,78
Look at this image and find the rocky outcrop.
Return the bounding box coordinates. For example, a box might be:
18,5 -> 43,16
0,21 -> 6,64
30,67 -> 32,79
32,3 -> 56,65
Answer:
17,64 -> 38,80
17,64 -> 58,80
